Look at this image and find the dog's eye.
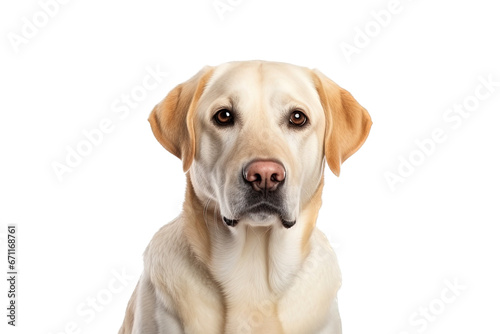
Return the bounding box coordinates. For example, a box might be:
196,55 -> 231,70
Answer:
214,109 -> 234,126
289,111 -> 308,127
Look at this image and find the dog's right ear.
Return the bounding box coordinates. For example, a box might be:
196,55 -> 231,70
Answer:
148,66 -> 214,172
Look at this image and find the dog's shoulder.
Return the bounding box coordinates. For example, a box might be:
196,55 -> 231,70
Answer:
141,217 -> 225,332
143,217 -> 200,284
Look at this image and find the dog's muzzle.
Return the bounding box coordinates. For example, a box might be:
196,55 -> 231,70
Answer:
223,159 -> 295,228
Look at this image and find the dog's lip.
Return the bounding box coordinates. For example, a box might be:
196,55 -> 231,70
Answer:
281,219 -> 296,228
223,217 -> 238,227
223,203 -> 296,228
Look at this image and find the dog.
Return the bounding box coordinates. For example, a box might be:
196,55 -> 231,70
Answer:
119,60 -> 371,334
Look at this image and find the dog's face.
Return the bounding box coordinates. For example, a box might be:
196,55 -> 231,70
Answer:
149,61 -> 371,229
191,62 -> 327,227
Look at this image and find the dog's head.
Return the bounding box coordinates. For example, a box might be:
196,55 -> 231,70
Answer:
149,61 -> 371,229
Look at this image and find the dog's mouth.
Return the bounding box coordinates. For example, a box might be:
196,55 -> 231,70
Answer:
223,203 -> 296,229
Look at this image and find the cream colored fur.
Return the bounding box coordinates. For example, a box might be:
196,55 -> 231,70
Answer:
119,60 -> 371,334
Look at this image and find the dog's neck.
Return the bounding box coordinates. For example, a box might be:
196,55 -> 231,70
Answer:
182,174 -> 324,324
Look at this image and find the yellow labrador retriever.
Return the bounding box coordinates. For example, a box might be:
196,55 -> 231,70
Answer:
119,60 -> 371,334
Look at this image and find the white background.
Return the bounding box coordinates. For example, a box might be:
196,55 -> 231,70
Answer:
1,0 -> 499,333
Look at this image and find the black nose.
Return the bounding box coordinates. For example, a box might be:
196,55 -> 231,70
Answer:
243,160 -> 286,192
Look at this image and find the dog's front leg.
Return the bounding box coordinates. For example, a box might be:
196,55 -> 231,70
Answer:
119,274 -> 184,334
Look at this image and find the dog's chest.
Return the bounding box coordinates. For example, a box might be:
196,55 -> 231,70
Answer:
208,225 -> 305,333
203,227 -> 342,334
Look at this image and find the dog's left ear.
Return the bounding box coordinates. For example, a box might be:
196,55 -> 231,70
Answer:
148,66 -> 214,172
311,69 -> 372,176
